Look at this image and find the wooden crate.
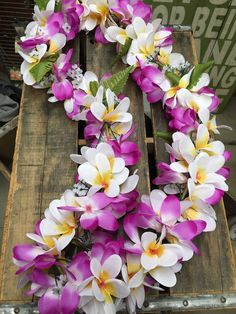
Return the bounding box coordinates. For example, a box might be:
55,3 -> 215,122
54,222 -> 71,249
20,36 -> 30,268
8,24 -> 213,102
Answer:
0,30 -> 236,312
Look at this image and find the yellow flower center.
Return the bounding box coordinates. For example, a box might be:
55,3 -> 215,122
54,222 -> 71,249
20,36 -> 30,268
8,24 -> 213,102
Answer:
196,169 -> 207,184
146,241 -> 165,257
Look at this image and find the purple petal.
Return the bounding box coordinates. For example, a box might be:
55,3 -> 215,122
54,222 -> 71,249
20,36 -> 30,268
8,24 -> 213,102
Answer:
80,214 -> 98,230
147,88 -> 164,103
171,221 -> 199,240
60,283 -> 80,314
160,195 -> 180,224
205,189 -> 224,205
98,211 -> 119,231
142,66 -> 164,85
91,193 -> 112,210
29,269 -> 54,287
13,244 -> 43,262
95,26 -> 109,44
52,79 -> 73,101
38,288 -> 60,314
34,254 -> 56,269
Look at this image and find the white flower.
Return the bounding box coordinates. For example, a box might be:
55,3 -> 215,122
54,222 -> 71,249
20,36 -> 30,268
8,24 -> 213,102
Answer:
27,190 -> 77,253
140,232 -> 182,287
81,0 -> 109,31
189,152 -> 227,191
90,87 -> 133,136
75,143 -> 139,197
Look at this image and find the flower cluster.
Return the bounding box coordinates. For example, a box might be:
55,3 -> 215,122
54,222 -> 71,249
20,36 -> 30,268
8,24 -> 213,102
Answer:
14,1 -> 231,313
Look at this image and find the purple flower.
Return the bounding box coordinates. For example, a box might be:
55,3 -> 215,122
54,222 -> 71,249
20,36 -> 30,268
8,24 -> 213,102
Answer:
13,245 -> 56,274
167,107 -> 199,133
111,0 -> 152,24
61,0 -> 84,40
38,252 -> 92,314
132,65 -> 166,103
52,49 -> 74,101
64,89 -> 87,121
153,162 -> 187,185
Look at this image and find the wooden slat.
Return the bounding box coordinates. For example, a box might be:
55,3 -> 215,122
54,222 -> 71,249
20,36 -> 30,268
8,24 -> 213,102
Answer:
0,83 -> 77,301
151,30 -> 236,295
83,33 -> 150,195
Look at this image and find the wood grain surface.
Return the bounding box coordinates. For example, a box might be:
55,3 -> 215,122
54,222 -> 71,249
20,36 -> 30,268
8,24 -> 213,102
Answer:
0,85 -> 77,301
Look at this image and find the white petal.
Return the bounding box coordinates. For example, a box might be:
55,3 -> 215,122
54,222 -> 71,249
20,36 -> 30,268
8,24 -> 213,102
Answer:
112,158 -> 125,173
106,279 -> 130,298
120,173 -> 139,194
104,179 -> 120,197
90,258 -> 102,279
78,163 -> 99,186
91,102 -> 107,121
149,267 -> 177,287
103,255 -> 122,279
92,279 -> 105,302
150,190 -> 166,214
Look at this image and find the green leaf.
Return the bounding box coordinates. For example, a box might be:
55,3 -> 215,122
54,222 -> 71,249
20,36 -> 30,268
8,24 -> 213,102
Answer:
156,131 -> 172,143
188,60 -> 214,89
30,54 -> 58,82
102,65 -> 134,95
165,71 -> 181,86
55,0 -> 62,12
35,0 -> 48,10
112,38 -> 132,66
90,81 -> 99,96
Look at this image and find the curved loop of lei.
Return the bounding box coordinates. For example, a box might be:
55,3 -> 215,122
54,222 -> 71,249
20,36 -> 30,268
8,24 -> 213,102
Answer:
14,1 -> 232,313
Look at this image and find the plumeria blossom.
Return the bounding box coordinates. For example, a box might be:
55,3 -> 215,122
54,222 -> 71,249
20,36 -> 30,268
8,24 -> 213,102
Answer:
163,67 -> 219,112
90,87 -> 133,138
81,0 -> 110,31
110,0 -> 152,25
88,254 -> 130,314
140,232 -> 182,287
180,198 -> 216,232
51,48 -> 74,101
77,146 -> 138,197
59,191 -> 120,231
35,191 -> 78,253
168,125 -> 225,175
19,33 -> 66,85
188,152 -> 228,195
122,253 -> 162,313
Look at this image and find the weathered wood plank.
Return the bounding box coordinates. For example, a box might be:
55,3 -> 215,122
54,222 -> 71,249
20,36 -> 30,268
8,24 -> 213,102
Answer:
0,83 -> 77,301
151,30 -> 236,295
84,33 -> 150,195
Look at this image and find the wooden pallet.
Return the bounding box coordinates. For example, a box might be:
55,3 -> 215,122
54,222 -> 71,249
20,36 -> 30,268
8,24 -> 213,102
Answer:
0,30 -> 236,312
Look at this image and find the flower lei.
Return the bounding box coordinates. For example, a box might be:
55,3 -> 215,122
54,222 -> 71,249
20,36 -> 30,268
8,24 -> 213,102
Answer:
14,1 -> 232,313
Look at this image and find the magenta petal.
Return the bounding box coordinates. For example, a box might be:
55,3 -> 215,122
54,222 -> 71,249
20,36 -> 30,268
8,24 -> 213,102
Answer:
147,88 -> 164,103
60,283 -> 80,314
34,254 -> 56,269
206,189 -> 224,205
160,195 -> 180,224
91,243 -> 104,261
69,252 -> 92,280
91,193 -> 112,210
13,244 -> 43,262
29,269 -> 54,287
124,213 -> 141,243
80,214 -> 98,230
142,66 -> 164,85
38,289 -> 60,314
52,80 -> 73,101
95,26 -> 109,44
98,211 -> 119,231
171,221 -> 199,240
